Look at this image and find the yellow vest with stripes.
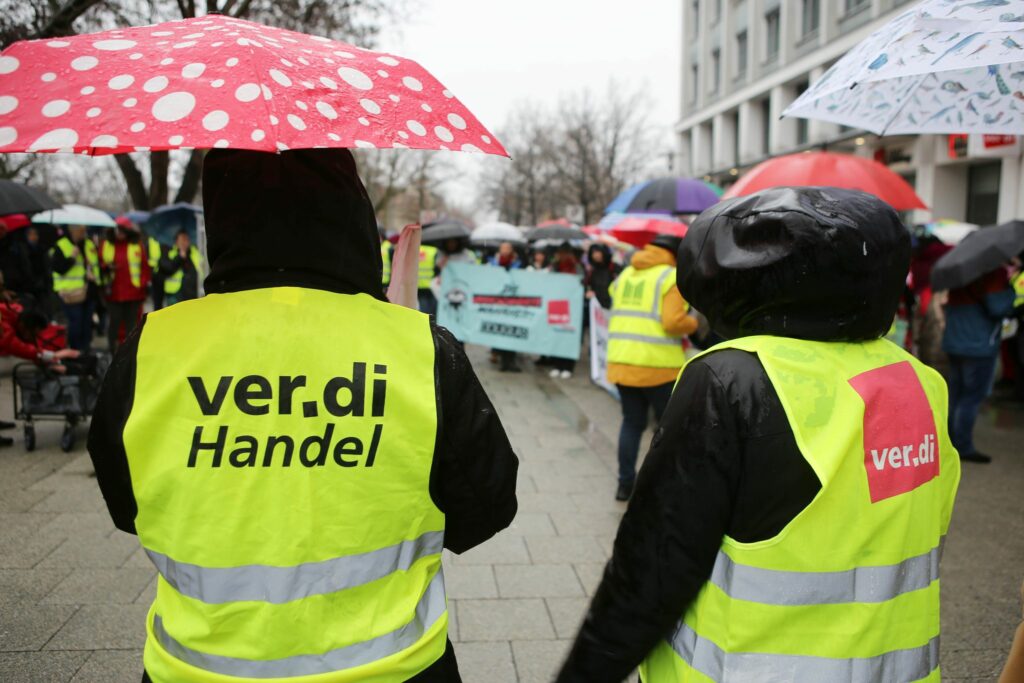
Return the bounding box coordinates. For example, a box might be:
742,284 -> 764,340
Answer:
1013,271 -> 1024,309
125,288 -> 448,682
607,264 -> 684,368
418,245 -> 437,289
101,241 -> 144,289
381,242 -> 392,286
148,237 -> 164,270
640,336 -> 960,683
51,237 -> 99,293
164,246 -> 203,295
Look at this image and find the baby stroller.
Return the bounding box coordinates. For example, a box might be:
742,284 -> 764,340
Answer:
12,352 -> 111,452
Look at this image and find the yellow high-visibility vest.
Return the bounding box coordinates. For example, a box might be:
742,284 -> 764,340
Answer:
607,264 -> 684,369
125,287 -> 447,682
417,245 -> 437,289
1013,271 -> 1024,309
640,336 -> 960,683
51,237 -> 99,293
101,241 -> 144,289
163,246 -> 203,296
147,237 -> 164,270
381,242 -> 392,286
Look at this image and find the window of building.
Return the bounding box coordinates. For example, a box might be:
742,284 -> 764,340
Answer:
801,0 -> 820,36
691,64 -> 699,102
795,81 -> 809,144
760,98 -> 771,155
844,0 -> 868,13
966,162 -> 1001,226
736,30 -> 748,77
730,111 -> 740,167
691,0 -> 700,37
765,9 -> 781,61
711,49 -> 721,93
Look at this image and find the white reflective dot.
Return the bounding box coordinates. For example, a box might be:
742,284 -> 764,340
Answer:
354,140 -> 375,148
359,99 -> 381,115
461,143 -> 482,153
123,98 -> 137,107
46,41 -> 70,48
261,84 -> 273,100
276,142 -> 289,150
287,114 -> 306,130
0,57 -> 18,74
213,139 -> 229,148
358,117 -> 369,126
389,94 -> 400,102
42,100 -> 70,117
80,86 -> 95,95
377,70 -> 389,78
397,130 -> 409,139
315,101 -> 337,119
298,57 -> 310,65
337,67 -> 373,90
129,53 -> 144,60
160,58 -> 173,65
94,39 -> 136,51
181,62 -> 206,78
377,56 -> 399,66
280,58 -> 293,67
202,110 -> 229,131
269,68 -> 292,87
482,135 -> 492,144
168,135 -> 184,145
333,50 -> 355,58
251,129 -> 265,142
434,126 -> 454,143
210,79 -> 224,88
130,122 -> 145,132
226,57 -> 239,66
173,41 -> 196,49
327,133 -> 341,142
235,83 -> 260,102
407,121 -> 426,136
320,76 -> 337,90
29,128 -> 78,151
0,96 -> 17,115
151,31 -> 174,36
421,103 -> 432,112
269,115 -> 279,125
151,92 -> 196,122
40,72 -> 56,82
70,56 -> 98,71
86,107 -> 101,117
143,76 -> 168,93
0,127 -> 17,146
442,89 -> 453,98
108,74 -> 134,90
295,100 -> 308,111
447,113 -> 467,130
90,134 -> 118,147
402,76 -> 423,92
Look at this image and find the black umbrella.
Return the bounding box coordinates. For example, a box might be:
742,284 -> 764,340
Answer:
0,179 -> 60,216
931,220 -> 1024,291
420,219 -> 471,244
526,225 -> 587,242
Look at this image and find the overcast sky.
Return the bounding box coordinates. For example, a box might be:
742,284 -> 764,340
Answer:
376,0 -> 682,216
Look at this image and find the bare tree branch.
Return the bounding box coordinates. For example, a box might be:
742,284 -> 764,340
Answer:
114,153 -> 150,209
173,149 -> 206,204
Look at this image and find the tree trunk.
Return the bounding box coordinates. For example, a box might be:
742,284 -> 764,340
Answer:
114,154 -> 150,210
174,149 -> 206,204
149,151 -> 170,208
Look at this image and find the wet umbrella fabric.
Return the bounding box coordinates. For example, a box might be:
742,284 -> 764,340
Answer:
722,152 -> 926,211
470,222 -> 524,248
420,220 -> 471,244
32,203 -> 117,227
0,15 -> 505,156
605,177 -> 721,215
605,215 -> 688,248
0,179 -> 60,215
931,220 -> 1024,291
526,225 -> 588,242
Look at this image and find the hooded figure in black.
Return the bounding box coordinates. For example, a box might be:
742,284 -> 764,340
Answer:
585,242 -> 615,309
557,187 -> 913,682
88,148 -> 519,683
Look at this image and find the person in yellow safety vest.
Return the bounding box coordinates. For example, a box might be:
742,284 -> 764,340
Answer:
87,147 -> 519,683
1010,265 -> 1024,401
606,233 -> 697,501
101,219 -> 150,353
147,235 -> 168,311
380,239 -> 392,287
417,243 -> 439,315
159,229 -> 203,306
50,225 -> 100,352
556,187 -> 961,683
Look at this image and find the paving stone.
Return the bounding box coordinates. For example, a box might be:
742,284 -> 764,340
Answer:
447,599 -> 459,642
545,596 -> 589,639
448,536 -> 531,566
42,568 -> 156,605
443,563 -> 498,599
532,474 -> 617,495
512,639 -> 573,683
573,563 -> 606,596
71,649 -> 145,683
495,564 -> 584,598
121,546 -> 153,569
550,511 -> 624,537
501,512 -> 556,537
0,651 -> 90,682
525,536 -> 608,564
44,604 -> 149,651
0,604 -> 78,651
29,487 -> 107,514
134,576 -> 158,605
515,492 -> 579,514
37,512 -> 114,538
457,599 -> 554,641
37,532 -> 139,569
0,488 -> 49,512
452,642 -> 517,682
0,569 -> 71,605
0,525 -> 67,568
940,648 -> 1008,678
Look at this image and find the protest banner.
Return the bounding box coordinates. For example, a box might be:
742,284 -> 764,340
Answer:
438,263 -> 583,360
588,298 -> 618,397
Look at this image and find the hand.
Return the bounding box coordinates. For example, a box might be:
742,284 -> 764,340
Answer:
54,349 -> 80,360
71,246 -> 80,258
178,246 -> 187,257
586,291 -> 595,299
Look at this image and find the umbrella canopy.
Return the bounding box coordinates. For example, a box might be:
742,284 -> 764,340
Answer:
527,225 -> 588,243
0,179 -> 60,215
931,220 -> 1024,291
605,177 -> 721,215
723,152 -> 926,211
470,222 -> 524,248
153,201 -> 203,215
923,219 -> 978,246
605,215 -> 688,248
32,203 -> 117,227
0,15 -> 505,156
420,219 -> 471,244
0,213 -> 30,231
784,1 -> 1024,134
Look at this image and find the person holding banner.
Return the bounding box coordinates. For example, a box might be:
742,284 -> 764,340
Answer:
606,234 -> 696,501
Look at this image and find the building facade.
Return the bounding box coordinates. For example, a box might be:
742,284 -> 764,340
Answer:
677,0 -> 1024,225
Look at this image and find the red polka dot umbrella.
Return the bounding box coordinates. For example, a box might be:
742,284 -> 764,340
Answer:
0,15 -> 506,157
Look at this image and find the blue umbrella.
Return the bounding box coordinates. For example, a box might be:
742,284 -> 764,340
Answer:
605,177 -> 722,215
143,203 -> 201,246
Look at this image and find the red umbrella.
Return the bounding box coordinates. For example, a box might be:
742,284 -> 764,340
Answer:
0,15 -> 505,157
606,215 -> 688,248
723,152 -> 925,211
0,213 -> 30,231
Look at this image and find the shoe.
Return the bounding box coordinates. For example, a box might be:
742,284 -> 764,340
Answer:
961,451 -> 992,463
559,370 -> 572,379
0,420 -> 15,431
615,481 -> 633,501
0,436 -> 13,447
549,369 -> 560,378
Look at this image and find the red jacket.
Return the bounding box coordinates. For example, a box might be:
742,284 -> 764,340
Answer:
105,240 -> 150,303
0,303 -> 40,361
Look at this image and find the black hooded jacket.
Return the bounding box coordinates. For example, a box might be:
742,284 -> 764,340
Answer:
557,187 -> 911,682
585,243 -> 615,309
87,148 -> 519,683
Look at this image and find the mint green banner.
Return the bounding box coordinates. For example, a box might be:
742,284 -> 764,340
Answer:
438,263 -> 584,360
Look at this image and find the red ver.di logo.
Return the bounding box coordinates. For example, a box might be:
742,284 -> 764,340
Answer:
848,361 -> 939,503
547,300 -> 570,325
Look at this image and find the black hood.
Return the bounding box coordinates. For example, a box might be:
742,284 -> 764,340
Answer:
587,243 -> 612,269
678,186 -> 910,342
202,148 -> 383,299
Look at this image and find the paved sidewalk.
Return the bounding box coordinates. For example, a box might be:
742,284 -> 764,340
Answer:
1,347 -> 1022,682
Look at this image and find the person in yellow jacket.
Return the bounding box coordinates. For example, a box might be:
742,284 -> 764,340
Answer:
417,243 -> 439,315
159,230 -> 203,305
146,235 -> 168,311
557,187 -> 960,683
50,226 -> 100,352
607,234 -> 697,500
87,148 -> 519,683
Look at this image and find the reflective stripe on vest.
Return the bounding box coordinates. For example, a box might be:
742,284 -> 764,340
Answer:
640,336 -> 959,683
418,246 -> 437,289
146,529 -> 443,604
52,237 -> 98,292
606,265 -> 684,368
102,241 -> 144,289
164,246 -> 202,295
127,288 -> 446,682
151,570 -> 447,679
